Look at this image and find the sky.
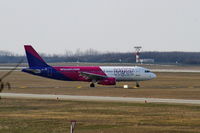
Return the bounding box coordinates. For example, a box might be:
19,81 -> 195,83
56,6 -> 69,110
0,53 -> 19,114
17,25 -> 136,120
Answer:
0,0 -> 200,55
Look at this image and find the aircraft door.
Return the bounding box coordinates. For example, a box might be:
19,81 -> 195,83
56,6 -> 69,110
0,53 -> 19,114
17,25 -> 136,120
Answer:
135,68 -> 140,77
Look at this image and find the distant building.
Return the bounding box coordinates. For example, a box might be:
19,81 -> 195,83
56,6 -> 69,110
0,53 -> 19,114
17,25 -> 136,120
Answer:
140,59 -> 155,64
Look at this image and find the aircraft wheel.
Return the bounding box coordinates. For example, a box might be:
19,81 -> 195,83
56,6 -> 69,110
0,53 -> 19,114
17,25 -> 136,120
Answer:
90,83 -> 95,87
136,82 -> 140,88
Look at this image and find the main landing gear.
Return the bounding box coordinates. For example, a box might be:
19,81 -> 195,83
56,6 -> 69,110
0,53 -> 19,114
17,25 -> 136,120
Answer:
90,83 -> 95,87
90,79 -> 96,87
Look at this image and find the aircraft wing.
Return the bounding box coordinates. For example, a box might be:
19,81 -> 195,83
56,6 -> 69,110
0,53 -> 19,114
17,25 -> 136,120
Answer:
80,72 -> 107,81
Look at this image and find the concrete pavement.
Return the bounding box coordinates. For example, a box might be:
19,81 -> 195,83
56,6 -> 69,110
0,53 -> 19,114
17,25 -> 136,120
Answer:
1,93 -> 200,105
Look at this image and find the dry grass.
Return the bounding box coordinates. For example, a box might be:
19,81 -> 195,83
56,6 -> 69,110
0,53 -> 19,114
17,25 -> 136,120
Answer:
1,68 -> 200,132
1,71 -> 200,99
0,99 -> 200,133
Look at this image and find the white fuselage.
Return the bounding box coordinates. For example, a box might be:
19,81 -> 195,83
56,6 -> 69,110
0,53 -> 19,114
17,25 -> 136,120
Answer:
100,66 -> 156,81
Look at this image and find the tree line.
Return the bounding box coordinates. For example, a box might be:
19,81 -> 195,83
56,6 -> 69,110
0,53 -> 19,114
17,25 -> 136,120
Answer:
1,49 -> 200,64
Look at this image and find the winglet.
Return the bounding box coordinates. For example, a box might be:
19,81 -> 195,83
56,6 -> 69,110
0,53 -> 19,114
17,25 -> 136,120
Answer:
24,45 -> 49,68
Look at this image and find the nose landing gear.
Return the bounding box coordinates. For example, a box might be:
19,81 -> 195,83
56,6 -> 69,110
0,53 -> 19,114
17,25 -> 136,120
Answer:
136,82 -> 140,88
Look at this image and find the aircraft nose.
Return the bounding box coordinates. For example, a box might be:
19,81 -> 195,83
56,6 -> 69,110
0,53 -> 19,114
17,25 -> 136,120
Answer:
151,73 -> 156,79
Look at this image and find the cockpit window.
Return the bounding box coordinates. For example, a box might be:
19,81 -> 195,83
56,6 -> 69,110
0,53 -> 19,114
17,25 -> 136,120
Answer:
145,70 -> 150,73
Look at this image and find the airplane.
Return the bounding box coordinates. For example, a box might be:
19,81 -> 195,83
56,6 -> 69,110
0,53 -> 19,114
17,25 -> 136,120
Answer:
22,45 -> 156,87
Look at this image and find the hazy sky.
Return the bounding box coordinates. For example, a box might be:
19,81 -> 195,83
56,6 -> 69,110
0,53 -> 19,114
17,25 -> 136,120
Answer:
0,0 -> 200,54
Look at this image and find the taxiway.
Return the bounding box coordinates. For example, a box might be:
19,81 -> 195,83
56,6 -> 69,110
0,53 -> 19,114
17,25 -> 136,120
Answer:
1,93 -> 200,105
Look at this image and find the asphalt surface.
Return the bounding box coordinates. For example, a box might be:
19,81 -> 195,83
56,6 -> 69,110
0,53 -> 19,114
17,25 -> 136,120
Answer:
1,93 -> 200,105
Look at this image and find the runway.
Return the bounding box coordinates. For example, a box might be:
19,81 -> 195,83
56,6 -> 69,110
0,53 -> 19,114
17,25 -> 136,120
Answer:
151,69 -> 200,73
1,93 -> 200,105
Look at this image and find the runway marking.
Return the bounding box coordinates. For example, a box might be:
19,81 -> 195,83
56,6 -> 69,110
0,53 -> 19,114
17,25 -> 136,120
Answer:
77,86 -> 82,88
1,93 -> 200,105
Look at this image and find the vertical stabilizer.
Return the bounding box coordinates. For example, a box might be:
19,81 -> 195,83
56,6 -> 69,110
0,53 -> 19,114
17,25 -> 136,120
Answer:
24,45 -> 49,68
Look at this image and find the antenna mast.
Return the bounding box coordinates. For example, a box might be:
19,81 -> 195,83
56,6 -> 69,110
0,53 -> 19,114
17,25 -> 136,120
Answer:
134,46 -> 142,64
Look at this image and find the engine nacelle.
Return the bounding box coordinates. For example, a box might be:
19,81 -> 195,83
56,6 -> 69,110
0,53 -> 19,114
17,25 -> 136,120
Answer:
98,77 -> 116,85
